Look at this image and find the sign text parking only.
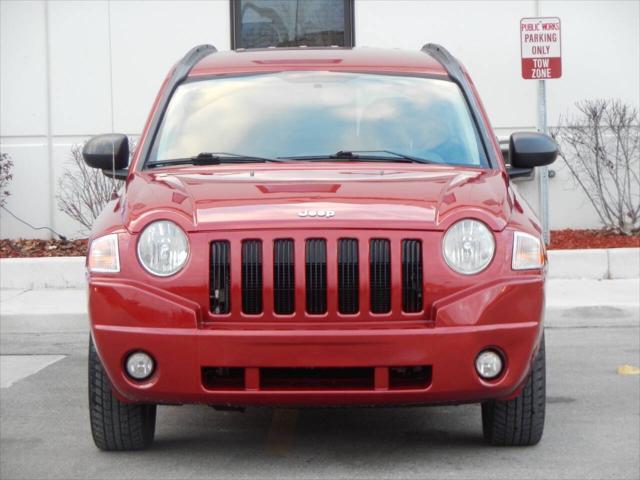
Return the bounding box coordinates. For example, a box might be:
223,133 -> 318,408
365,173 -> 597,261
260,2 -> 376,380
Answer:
521,17 -> 562,79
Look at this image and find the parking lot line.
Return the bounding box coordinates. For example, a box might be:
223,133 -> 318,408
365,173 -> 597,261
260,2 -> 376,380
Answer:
0,354 -> 65,388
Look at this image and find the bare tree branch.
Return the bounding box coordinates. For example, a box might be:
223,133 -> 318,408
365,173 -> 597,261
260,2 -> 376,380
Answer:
56,143 -> 131,232
550,99 -> 640,235
0,153 -> 14,208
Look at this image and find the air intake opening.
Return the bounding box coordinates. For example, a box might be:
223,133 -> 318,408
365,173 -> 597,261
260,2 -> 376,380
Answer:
260,367 -> 374,390
202,367 -> 245,390
274,239 -> 295,314
306,239 -> 327,314
369,239 -> 391,313
338,238 -> 359,314
402,239 -> 423,312
210,241 -> 231,314
242,240 -> 263,314
389,366 -> 432,390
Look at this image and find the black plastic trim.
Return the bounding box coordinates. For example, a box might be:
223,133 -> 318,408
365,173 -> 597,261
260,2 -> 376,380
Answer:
137,44 -> 217,171
401,239 -> 423,313
421,43 -> 498,168
101,169 -> 128,181
507,166 -> 534,179
210,240 -> 231,314
273,239 -> 295,315
305,239 -> 327,315
338,238 -> 359,314
369,239 -> 391,314
241,239 -> 263,315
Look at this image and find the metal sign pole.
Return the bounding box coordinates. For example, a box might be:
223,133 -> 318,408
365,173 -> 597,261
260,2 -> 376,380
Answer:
537,79 -> 550,244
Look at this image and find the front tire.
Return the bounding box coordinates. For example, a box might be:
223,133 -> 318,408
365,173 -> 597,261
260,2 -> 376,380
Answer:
481,334 -> 546,446
88,338 -> 157,451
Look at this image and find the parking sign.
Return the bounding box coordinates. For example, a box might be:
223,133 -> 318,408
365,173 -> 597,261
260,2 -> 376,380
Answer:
521,17 -> 562,79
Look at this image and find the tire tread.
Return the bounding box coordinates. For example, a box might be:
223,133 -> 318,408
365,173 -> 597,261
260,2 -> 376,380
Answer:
88,338 -> 156,451
482,335 -> 546,446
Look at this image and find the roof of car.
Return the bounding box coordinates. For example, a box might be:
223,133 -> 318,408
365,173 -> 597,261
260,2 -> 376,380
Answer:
189,46 -> 449,78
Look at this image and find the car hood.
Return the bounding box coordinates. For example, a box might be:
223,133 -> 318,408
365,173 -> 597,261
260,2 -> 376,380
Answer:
122,165 -> 512,233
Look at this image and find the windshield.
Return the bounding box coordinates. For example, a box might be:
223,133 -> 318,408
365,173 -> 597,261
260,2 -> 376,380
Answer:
149,71 -> 488,167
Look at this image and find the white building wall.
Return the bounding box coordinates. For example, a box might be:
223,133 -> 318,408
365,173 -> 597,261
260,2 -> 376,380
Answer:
355,0 -> 640,231
0,0 -> 231,238
0,0 -> 638,239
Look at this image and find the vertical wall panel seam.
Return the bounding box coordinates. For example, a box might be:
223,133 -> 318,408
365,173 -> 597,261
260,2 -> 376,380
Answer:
43,0 -> 54,239
107,0 -> 115,132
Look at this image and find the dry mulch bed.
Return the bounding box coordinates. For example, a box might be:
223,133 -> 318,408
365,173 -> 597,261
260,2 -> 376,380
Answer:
548,229 -> 640,250
0,238 -> 88,258
0,229 -> 638,258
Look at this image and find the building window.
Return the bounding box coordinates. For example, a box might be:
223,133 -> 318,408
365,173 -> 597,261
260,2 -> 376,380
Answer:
231,0 -> 354,49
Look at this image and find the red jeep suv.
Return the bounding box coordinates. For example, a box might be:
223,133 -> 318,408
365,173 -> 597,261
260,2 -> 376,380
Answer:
83,45 -> 557,450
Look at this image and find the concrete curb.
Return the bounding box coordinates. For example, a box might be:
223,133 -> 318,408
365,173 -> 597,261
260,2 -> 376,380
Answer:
0,247 -> 638,290
548,247 -> 639,279
0,257 -> 86,289
608,248 -> 640,279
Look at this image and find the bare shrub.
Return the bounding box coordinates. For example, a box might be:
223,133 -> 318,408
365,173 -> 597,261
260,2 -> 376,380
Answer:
551,100 -> 640,235
56,144 -> 125,230
0,152 -> 14,208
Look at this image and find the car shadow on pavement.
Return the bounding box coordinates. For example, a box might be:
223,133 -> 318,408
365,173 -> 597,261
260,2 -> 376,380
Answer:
149,403 -> 486,457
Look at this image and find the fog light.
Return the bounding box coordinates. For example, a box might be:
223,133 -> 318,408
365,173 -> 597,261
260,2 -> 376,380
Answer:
475,350 -> 503,380
125,352 -> 154,380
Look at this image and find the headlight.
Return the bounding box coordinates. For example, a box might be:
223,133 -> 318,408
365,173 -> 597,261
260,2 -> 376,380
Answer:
442,219 -> 495,275
137,220 -> 189,276
512,231 -> 544,270
88,233 -> 120,273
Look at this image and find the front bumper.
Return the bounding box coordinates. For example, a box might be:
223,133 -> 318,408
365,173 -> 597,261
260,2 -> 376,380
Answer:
90,276 -> 545,406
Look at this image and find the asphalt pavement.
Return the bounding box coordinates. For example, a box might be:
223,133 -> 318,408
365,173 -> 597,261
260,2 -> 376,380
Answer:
1,310 -> 639,480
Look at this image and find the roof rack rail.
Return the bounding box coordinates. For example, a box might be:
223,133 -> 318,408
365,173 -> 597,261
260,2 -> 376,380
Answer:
420,43 -> 499,168
137,44 -> 217,170
172,44 -> 217,87
421,43 -> 460,79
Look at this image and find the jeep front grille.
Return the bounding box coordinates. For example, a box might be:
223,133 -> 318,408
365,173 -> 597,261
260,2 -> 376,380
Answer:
208,235 -> 425,320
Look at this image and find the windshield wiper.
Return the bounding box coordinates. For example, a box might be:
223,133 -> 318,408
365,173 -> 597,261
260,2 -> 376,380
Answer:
147,152 -> 287,168
278,150 -> 436,164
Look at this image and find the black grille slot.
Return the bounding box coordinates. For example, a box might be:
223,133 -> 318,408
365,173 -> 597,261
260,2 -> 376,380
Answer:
369,239 -> 391,313
202,367 -> 245,390
260,367 -> 374,390
241,240 -> 263,314
273,239 -> 295,315
402,240 -> 423,312
338,239 -> 359,314
305,239 -> 327,314
210,241 -> 230,314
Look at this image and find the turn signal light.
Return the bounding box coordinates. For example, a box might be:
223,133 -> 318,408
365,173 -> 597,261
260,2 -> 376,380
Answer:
512,231 -> 545,270
87,233 -> 120,273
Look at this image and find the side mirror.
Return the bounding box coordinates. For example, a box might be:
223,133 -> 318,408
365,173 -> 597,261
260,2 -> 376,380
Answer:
509,132 -> 558,169
82,134 -> 129,179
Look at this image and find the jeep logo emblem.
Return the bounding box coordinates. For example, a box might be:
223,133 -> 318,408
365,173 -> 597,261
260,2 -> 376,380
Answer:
298,209 -> 335,218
